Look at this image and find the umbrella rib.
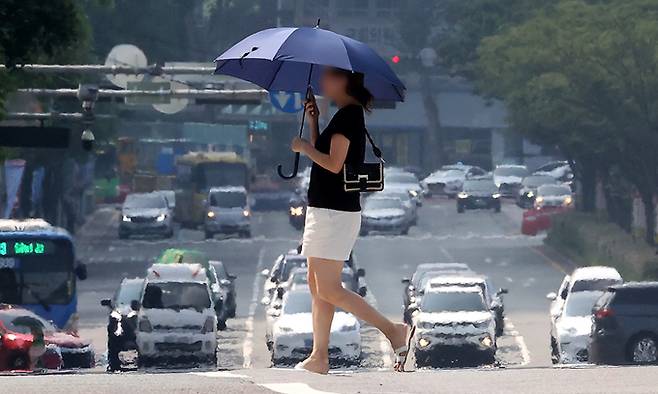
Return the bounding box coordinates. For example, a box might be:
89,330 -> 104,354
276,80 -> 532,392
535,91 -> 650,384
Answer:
265,60 -> 285,91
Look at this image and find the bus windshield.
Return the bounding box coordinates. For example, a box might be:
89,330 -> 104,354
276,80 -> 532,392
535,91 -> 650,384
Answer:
0,237 -> 75,307
200,162 -> 247,189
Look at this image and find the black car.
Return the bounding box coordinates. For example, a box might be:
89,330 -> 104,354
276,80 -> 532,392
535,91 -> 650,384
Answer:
516,174 -> 557,208
209,260 -> 237,318
457,178 -> 501,213
101,278 -> 145,371
589,282 -> 658,365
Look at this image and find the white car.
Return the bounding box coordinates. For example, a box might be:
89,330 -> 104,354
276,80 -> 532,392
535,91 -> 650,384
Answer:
411,286 -> 496,367
119,192 -> 174,239
493,165 -> 529,197
550,290 -> 604,364
385,171 -> 424,205
136,263 -> 217,367
261,250 -> 308,305
379,189 -> 418,225
271,286 -> 361,365
422,169 -> 467,197
361,196 -> 412,235
534,184 -> 574,208
547,266 -> 623,321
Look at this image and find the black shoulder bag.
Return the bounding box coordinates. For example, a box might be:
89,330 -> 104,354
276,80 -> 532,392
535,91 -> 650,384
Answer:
343,128 -> 385,192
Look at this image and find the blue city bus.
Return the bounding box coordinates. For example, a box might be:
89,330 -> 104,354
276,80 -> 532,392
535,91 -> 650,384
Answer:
0,219 -> 87,329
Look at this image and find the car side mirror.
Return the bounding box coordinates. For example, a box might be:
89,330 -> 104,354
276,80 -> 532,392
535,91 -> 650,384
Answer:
560,289 -> 569,299
100,298 -> 112,308
276,287 -> 285,299
546,292 -> 557,301
261,269 -> 270,277
401,277 -> 410,285
75,263 -> 88,280
358,287 -> 367,297
260,296 -> 271,306
130,300 -> 141,311
357,268 -> 366,277
497,288 -> 508,295
408,306 -> 419,316
228,274 -> 237,280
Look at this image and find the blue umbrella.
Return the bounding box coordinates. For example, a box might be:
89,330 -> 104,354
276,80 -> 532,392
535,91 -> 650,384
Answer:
214,21 -> 405,179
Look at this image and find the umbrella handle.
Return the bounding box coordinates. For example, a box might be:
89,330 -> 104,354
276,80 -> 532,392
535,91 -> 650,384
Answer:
277,153 -> 300,179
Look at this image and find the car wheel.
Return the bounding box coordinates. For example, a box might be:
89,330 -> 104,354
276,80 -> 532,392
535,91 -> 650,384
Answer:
359,228 -> 368,236
8,353 -> 30,370
457,205 -> 465,213
204,230 -> 214,240
240,230 -> 251,238
401,226 -> 409,235
629,335 -> 658,364
118,231 -> 129,240
217,319 -> 227,331
494,205 -> 501,213
495,320 -> 504,337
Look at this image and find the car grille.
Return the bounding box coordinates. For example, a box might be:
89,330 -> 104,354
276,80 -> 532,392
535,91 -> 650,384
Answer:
153,324 -> 202,332
130,216 -> 156,223
576,349 -> 588,362
154,341 -> 202,352
428,183 -> 446,194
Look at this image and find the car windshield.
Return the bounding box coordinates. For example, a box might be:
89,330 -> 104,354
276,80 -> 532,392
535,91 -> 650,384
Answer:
439,170 -> 465,178
116,280 -> 144,306
281,258 -> 307,281
381,192 -> 411,202
124,194 -> 167,209
420,291 -> 487,312
386,173 -> 418,184
494,167 -> 528,177
522,176 -> 556,187
538,185 -> 571,196
282,291 -> 312,314
210,191 -> 247,208
571,278 -> 622,292
463,180 -> 497,193
365,198 -> 403,210
211,263 -> 229,280
0,310 -> 57,335
564,291 -> 603,317
142,282 -> 210,310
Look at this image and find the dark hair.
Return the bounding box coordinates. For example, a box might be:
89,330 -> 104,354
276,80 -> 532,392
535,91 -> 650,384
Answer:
332,68 -> 374,112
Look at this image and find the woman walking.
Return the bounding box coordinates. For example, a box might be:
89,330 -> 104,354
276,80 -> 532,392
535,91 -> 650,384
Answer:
291,67 -> 411,374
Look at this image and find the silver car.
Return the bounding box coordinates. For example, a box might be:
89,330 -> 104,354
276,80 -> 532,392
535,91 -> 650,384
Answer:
204,186 -> 251,238
119,193 -> 173,239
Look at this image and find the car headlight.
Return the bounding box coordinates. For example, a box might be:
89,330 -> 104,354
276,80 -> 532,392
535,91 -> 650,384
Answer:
409,190 -> 418,197
535,196 -> 544,203
458,192 -> 469,199
156,213 -> 166,222
480,335 -> 493,348
418,337 -> 431,348
138,317 -> 152,332
564,196 -> 573,205
243,209 -> 250,217
495,182 -> 501,188
526,191 -> 534,198
207,211 -> 215,218
122,215 -> 131,222
492,193 -> 501,199
340,322 -> 358,332
290,206 -> 304,216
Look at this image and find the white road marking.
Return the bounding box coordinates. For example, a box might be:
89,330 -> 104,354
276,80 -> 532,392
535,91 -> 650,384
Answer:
260,383 -> 338,394
190,371 -> 250,379
243,247 -> 266,369
505,320 -> 531,366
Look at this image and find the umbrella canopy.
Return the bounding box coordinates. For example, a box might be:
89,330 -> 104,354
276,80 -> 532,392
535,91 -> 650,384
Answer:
214,26 -> 405,102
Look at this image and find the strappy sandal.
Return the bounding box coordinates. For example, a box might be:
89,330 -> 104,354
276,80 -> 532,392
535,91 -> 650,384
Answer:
393,325 -> 416,372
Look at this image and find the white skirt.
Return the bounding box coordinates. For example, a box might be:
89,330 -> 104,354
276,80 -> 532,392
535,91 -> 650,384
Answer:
301,207 -> 361,261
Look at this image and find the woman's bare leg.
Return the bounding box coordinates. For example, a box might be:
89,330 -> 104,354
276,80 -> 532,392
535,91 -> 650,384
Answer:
298,261 -> 334,374
309,258 -> 408,353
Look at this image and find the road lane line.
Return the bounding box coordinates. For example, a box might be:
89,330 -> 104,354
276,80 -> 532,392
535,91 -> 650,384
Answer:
529,246 -> 569,274
243,247 -> 266,369
190,371 -> 250,379
260,383 -> 338,394
505,320 -> 531,366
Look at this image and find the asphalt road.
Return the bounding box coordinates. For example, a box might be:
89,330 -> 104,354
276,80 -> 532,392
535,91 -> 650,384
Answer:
5,197 -> 656,393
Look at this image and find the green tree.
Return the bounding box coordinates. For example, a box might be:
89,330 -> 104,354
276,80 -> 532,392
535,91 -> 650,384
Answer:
477,0 -> 658,244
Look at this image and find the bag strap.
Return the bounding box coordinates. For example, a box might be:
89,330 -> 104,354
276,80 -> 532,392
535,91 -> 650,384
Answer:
364,128 -> 385,163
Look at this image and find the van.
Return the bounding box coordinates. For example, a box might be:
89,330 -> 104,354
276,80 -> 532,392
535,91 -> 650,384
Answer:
135,263 -> 217,367
204,186 -> 251,238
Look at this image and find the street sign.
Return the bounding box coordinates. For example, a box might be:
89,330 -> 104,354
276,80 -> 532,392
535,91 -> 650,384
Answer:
125,81 -> 171,105
269,91 -> 303,113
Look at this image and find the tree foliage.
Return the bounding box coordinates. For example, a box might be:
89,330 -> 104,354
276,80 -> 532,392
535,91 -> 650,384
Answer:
476,0 -> 658,243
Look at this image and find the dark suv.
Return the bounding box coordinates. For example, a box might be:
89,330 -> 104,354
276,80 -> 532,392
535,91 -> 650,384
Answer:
589,282 -> 658,365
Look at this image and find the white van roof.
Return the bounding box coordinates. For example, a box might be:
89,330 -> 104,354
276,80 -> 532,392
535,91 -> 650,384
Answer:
147,263 -> 207,283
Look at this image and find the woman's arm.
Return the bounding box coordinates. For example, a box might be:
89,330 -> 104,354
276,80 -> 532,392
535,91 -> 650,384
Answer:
292,134 -> 350,174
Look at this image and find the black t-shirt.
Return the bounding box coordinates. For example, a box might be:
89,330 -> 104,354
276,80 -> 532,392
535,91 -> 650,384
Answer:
307,104 -> 366,212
